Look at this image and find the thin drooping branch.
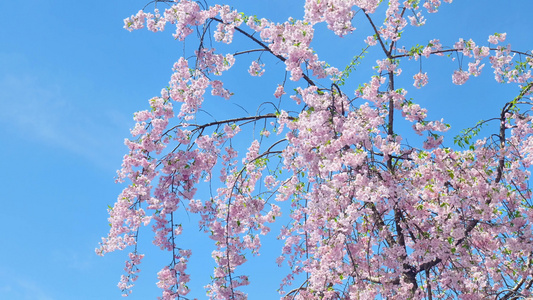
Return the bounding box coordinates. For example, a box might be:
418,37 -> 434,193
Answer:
108,2 -> 533,299
417,88 -> 531,277
415,85 -> 533,289
367,202 -> 396,247
499,252 -> 533,300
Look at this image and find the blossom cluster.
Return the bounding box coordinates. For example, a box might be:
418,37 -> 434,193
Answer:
100,0 -> 533,299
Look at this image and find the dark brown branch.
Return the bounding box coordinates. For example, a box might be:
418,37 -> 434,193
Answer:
367,202 -> 396,247
210,17 -> 316,87
233,49 -> 268,56
417,84 -> 533,276
500,274 -> 527,299
388,7 -> 407,55
364,12 -> 390,58
391,48 -> 533,60
426,268 -> 433,300
164,113 -> 285,137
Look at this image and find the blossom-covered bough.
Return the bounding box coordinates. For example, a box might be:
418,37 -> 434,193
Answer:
98,0 -> 533,299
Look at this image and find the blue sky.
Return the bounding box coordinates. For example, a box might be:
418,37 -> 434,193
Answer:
1,1 -> 532,299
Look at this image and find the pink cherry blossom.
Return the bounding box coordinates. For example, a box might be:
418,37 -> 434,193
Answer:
274,85 -> 285,98
488,32 -> 507,44
100,1 -> 533,299
452,69 -> 469,85
413,72 -> 429,88
248,60 -> 265,76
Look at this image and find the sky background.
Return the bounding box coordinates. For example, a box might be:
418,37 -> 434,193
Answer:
1,0 -> 533,299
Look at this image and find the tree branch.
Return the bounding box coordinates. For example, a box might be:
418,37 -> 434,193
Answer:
364,12 -> 390,58
210,17 -> 316,87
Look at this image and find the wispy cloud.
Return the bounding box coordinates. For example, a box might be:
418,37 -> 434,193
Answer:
51,248 -> 96,272
16,279 -> 55,300
0,71 -> 130,171
0,272 -> 54,300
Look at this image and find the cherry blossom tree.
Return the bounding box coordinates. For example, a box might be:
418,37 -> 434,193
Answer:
98,0 -> 533,299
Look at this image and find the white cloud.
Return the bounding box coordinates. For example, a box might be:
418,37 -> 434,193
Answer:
0,72 -> 129,171
51,248 -> 95,272
16,279 -> 55,300
0,271 -> 54,300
